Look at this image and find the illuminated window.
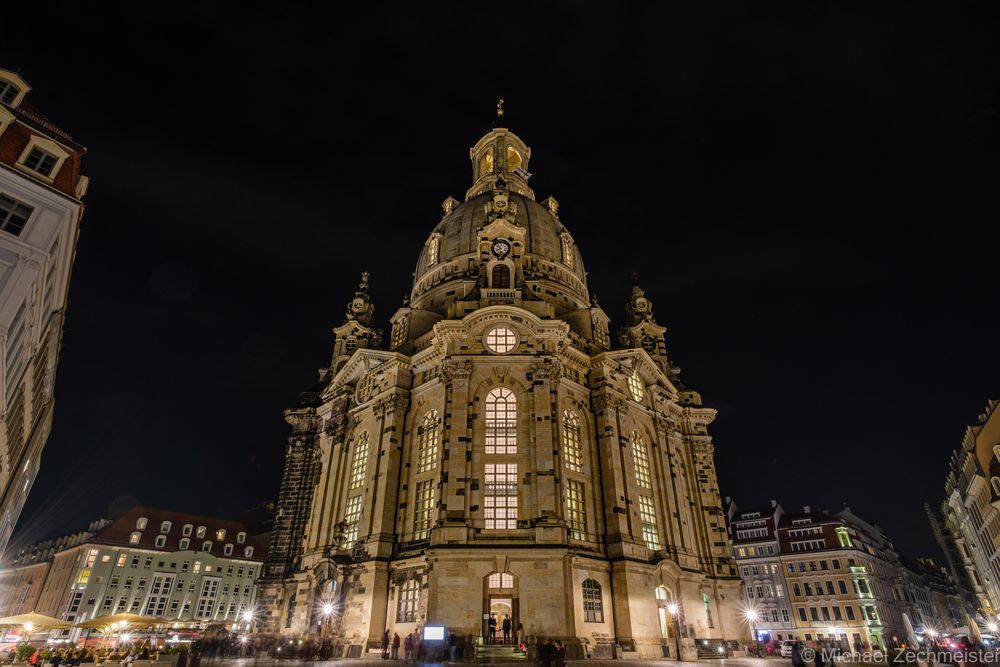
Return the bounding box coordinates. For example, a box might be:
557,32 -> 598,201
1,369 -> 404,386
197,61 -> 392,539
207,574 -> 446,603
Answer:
357,373 -> 376,402
78,569 -> 91,585
488,572 -> 514,589
582,579 -> 603,623
427,236 -> 439,266
343,495 -> 363,543
655,585 -> 670,601
0,81 -> 19,105
561,235 -> 574,268
418,411 -> 440,473
639,496 -> 660,550
628,370 -> 644,402
561,411 -> 583,473
414,479 -> 436,540
485,388 -> 517,454
350,432 -> 370,489
216,529 -> 226,541
484,463 -> 517,529
506,146 -> 522,172
0,195 -> 32,237
116,554 -> 127,568
196,526 -> 206,538
85,549 -> 98,567
565,479 -> 586,540
129,532 -> 141,545
836,527 -> 852,548
485,326 -> 516,354
136,517 -> 148,530
396,578 -> 420,623
480,150 -> 494,175
23,147 -> 58,177
631,432 -> 651,489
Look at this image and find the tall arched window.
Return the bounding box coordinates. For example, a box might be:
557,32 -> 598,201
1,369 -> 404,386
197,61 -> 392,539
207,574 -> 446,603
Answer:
631,431 -> 651,489
561,235 -> 575,268
491,264 -> 511,288
418,410 -> 440,472
562,411 -> 583,472
350,432 -> 370,489
485,388 -> 517,454
582,579 -> 603,622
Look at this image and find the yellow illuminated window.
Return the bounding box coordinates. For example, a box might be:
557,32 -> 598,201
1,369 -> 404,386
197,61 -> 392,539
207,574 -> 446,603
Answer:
488,572 -> 514,589
566,480 -> 586,540
628,370 -> 644,401
350,432 -> 370,489
506,146 -> 522,172
639,496 -> 660,550
418,411 -> 440,473
427,236 -> 439,266
561,235 -> 574,268
485,388 -> 517,454
561,411 -> 583,473
344,495 -> 363,543
414,479 -> 436,540
485,326 -> 517,353
631,431 -> 651,489
480,151 -> 494,175
78,569 -> 91,585
484,463 -> 517,529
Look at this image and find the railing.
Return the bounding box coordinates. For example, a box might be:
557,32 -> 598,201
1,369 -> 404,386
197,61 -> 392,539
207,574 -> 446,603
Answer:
483,288 -> 521,300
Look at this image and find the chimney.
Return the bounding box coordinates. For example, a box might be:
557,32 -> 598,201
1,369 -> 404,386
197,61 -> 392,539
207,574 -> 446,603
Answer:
803,505 -> 811,513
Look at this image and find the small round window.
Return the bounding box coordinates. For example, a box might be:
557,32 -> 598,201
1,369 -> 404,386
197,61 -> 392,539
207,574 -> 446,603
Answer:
485,326 -> 517,354
628,370 -> 644,402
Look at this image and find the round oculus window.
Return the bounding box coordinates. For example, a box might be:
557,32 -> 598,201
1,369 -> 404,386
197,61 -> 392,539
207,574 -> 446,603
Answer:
485,326 -> 517,354
628,370 -> 644,402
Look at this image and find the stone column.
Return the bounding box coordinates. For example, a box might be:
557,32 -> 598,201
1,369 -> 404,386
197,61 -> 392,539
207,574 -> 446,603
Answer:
530,358 -> 559,536
365,393 -> 410,559
440,360 -> 473,541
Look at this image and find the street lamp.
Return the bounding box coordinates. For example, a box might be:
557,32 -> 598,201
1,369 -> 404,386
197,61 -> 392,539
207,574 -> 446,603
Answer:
667,603 -> 681,661
987,622 -> 998,635
745,609 -> 759,657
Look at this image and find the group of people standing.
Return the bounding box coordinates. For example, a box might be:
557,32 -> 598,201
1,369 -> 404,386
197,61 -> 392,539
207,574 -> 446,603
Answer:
485,613 -> 524,649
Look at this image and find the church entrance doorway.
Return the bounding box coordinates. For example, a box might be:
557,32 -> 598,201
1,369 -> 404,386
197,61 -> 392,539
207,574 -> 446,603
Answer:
484,571 -> 518,645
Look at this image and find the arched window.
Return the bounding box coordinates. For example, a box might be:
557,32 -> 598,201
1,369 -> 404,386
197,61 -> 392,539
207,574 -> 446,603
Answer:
350,432 -> 370,489
562,411 -> 583,473
628,370 -> 644,401
418,411 -> 440,473
397,579 -> 420,623
631,432 -> 651,489
485,388 -> 517,454
479,150 -> 494,175
487,572 -> 514,589
506,146 -> 522,172
582,579 -> 603,623
427,236 -> 439,267
491,264 -> 511,288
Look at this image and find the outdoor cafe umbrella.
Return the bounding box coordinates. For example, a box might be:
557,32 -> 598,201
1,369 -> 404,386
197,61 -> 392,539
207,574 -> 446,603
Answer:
0,612 -> 74,643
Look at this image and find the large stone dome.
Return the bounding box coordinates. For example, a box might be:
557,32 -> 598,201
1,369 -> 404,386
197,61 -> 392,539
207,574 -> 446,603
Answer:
409,128 -> 589,316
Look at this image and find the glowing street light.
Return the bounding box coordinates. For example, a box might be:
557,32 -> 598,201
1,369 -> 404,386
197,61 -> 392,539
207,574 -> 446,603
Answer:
744,609 -> 760,656
666,603 -> 681,661
322,603 -> 334,616
988,622 -> 998,634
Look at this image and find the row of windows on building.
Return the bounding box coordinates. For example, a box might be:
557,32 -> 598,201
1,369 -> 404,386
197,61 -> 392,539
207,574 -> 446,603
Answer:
788,579 -> 868,598
133,518 -> 246,542
795,603 -> 879,624
127,531 -> 254,558
79,549 -> 256,579
424,234 -> 576,271
339,386 -> 660,547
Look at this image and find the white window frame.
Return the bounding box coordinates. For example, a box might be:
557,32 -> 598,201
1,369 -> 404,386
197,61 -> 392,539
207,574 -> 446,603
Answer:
15,136 -> 70,183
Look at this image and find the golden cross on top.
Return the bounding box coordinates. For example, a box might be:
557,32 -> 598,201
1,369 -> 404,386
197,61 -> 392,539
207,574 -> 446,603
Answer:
496,98 -> 504,120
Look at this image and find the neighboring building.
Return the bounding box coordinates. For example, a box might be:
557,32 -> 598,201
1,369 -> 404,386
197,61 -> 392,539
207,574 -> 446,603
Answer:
28,508 -> 264,641
897,557 -> 969,634
0,67 -> 89,555
727,500 -> 796,641
942,399 -> 1000,616
0,521 -> 106,618
259,123 -> 743,660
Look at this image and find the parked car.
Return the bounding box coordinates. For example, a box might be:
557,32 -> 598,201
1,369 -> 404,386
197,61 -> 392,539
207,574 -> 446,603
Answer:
780,641 -> 797,658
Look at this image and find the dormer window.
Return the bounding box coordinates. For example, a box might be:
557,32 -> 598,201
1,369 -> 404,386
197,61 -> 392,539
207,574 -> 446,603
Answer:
427,235 -> 440,267
160,521 -> 172,534
196,526 -> 206,538
0,81 -> 19,105
23,147 -> 58,177
202,541 -> 213,552
136,518 -> 148,531
0,195 -> 32,238
129,532 -> 142,545
216,529 -> 226,541
154,535 -> 166,548
16,137 -> 69,182
179,538 -> 190,550
224,543 -> 233,556
236,532 -> 246,544
560,234 -> 575,269
244,546 -> 254,558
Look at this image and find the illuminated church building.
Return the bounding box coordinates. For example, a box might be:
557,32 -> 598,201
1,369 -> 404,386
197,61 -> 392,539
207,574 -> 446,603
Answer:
259,122 -> 743,659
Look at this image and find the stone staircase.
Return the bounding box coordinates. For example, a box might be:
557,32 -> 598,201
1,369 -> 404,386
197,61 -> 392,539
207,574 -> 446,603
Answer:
475,643 -> 526,662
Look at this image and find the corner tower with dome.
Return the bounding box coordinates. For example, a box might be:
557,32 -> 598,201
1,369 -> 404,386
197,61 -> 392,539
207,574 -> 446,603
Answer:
257,124 -> 743,659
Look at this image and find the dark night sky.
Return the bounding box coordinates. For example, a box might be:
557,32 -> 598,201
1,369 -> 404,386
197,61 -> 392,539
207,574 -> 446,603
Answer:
3,2 -> 999,560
